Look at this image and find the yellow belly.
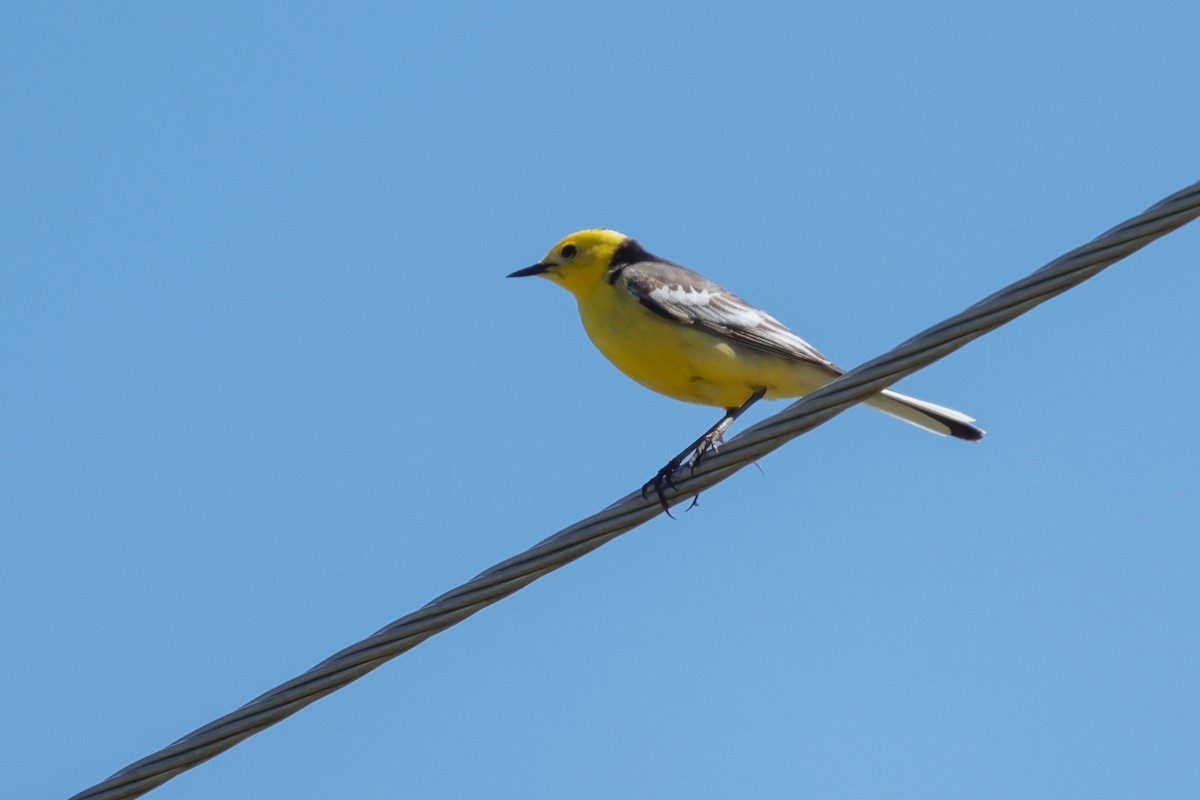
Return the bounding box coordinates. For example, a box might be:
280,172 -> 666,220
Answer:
575,284 -> 832,408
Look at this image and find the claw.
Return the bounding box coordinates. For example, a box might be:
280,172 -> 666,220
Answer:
643,458 -> 684,518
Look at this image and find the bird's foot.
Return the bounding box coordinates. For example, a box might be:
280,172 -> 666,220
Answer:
641,431 -> 725,517
691,431 -> 723,464
642,457 -> 685,518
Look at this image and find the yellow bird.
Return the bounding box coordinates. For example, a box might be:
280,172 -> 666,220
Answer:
510,229 -> 982,509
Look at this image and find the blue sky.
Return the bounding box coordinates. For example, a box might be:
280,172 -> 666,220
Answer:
4,3 -> 1198,799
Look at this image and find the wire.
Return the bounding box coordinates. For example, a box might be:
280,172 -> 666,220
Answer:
70,180 -> 1200,800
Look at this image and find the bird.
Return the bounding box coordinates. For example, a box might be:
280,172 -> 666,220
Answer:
509,229 -> 983,512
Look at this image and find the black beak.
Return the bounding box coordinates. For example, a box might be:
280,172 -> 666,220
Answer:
507,262 -> 549,278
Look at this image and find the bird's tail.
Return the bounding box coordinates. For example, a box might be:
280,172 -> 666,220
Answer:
864,389 -> 985,441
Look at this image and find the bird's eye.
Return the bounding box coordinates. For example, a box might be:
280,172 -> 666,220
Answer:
560,244 -> 577,259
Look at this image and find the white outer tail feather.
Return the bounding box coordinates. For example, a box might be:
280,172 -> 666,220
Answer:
865,389 -> 984,440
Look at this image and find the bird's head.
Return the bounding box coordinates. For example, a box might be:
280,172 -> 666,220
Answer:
508,229 -> 638,295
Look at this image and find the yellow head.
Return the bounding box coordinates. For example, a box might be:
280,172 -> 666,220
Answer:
509,229 -> 640,296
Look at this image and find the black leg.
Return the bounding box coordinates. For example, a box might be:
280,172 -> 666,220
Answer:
643,388 -> 766,516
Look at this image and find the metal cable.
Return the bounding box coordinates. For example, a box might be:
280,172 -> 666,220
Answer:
70,180 -> 1200,800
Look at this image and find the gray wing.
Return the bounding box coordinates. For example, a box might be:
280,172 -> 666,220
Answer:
616,260 -> 838,369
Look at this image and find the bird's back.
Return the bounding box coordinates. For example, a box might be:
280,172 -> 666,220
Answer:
575,263 -> 842,408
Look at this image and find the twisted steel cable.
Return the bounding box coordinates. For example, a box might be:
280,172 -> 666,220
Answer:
71,180 -> 1200,800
